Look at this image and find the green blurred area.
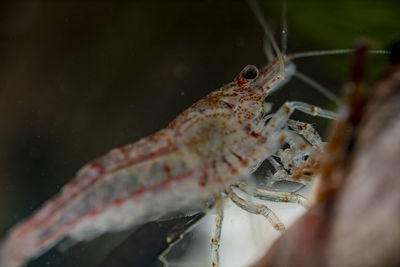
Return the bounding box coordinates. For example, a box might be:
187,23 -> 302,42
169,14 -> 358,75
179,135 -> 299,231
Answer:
261,0 -> 399,81
0,1 -> 398,266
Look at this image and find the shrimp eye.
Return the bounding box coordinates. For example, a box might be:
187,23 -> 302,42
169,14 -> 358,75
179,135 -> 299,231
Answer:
242,65 -> 259,80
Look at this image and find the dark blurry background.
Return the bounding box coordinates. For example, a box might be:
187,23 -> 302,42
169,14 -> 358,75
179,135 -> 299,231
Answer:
0,0 -> 398,266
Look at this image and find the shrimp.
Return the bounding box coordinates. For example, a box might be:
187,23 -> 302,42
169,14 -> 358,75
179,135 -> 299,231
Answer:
2,58 -> 329,267
0,1 -> 390,267
0,28 -> 335,267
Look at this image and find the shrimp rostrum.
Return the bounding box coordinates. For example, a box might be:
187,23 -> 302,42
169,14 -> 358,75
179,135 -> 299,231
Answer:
0,3 -> 340,267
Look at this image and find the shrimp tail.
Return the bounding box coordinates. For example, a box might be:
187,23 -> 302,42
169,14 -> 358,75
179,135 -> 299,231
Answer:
0,202 -> 73,267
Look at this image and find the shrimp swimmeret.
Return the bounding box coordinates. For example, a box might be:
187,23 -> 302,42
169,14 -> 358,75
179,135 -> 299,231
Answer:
0,1 -> 390,267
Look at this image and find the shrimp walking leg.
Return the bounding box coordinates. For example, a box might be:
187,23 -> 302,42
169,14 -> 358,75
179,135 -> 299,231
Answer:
267,157 -> 311,185
274,129 -> 322,174
236,183 -> 310,209
271,145 -> 319,184
286,119 -> 324,147
227,187 -> 285,232
258,103 -> 335,162
211,200 -> 224,267
255,102 -> 335,185
285,101 -> 337,119
264,102 -> 337,137
268,129 -> 314,166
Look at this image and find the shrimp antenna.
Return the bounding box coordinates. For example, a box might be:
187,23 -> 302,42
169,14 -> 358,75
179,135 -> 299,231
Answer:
288,49 -> 390,60
294,71 -> 343,106
290,48 -> 389,105
248,0 -> 285,76
281,0 -> 288,55
263,36 -> 275,62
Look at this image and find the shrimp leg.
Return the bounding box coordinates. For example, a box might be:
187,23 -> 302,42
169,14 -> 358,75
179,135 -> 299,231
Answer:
263,101 -> 337,138
267,157 -> 311,185
286,119 -> 324,148
236,183 -> 310,209
211,199 -> 224,267
227,187 -> 285,232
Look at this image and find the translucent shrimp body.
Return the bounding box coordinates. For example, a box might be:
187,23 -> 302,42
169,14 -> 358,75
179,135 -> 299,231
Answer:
0,51 -> 311,267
